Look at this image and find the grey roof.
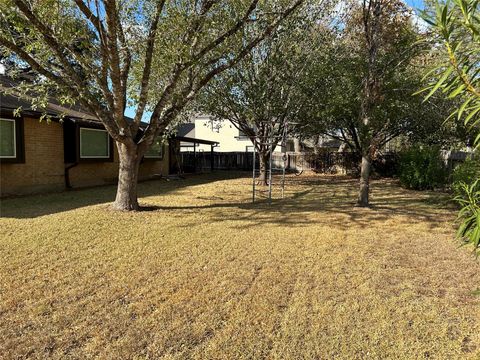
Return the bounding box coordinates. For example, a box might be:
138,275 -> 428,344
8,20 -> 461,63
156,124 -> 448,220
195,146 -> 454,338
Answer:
0,75 -> 100,121
177,122 -> 195,137
0,76 -> 215,144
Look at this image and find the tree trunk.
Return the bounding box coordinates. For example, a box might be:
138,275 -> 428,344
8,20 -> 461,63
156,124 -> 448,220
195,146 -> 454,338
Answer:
258,152 -> 269,186
112,142 -> 141,211
357,154 -> 371,207
313,135 -> 321,154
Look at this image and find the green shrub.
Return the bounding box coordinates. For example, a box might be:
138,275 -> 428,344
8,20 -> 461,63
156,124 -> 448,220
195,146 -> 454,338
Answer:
452,156 -> 480,196
398,146 -> 447,190
455,180 -> 480,257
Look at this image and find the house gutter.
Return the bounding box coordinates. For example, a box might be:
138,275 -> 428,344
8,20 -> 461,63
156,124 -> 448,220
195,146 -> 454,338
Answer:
64,162 -> 78,189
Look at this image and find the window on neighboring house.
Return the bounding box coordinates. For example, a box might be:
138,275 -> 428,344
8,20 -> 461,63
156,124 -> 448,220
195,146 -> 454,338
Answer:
209,119 -> 220,133
144,137 -> 164,159
79,127 -> 110,158
238,129 -> 250,140
0,118 -> 16,158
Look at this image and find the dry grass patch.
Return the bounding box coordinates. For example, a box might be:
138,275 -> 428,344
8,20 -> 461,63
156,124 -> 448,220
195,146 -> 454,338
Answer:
1,172 -> 479,359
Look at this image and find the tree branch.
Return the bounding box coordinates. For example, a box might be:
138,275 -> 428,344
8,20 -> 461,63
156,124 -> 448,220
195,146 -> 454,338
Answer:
131,0 -> 166,132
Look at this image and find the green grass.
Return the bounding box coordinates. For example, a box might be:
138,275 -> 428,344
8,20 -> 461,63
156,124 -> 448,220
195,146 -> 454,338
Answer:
1,172 -> 479,359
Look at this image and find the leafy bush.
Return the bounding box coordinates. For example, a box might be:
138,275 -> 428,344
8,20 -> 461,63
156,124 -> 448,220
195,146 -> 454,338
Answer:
398,146 -> 447,190
452,156 -> 480,196
455,180 -> 480,257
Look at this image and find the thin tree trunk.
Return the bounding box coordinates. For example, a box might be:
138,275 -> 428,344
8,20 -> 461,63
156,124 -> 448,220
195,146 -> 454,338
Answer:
313,135 -> 321,154
293,137 -> 301,153
357,154 -> 371,207
258,152 -> 269,186
112,142 -> 141,211
355,1 -> 382,209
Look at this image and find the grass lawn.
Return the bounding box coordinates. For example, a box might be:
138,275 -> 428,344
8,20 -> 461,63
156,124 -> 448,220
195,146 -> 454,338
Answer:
1,172 -> 480,359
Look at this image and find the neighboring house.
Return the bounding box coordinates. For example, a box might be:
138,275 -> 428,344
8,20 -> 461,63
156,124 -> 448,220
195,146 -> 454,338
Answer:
177,114 -> 357,155
177,114 -> 252,152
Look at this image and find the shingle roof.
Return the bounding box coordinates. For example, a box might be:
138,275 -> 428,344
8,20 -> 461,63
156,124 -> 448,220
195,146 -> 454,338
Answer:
0,75 -> 146,128
0,76 -> 206,141
0,75 -> 101,121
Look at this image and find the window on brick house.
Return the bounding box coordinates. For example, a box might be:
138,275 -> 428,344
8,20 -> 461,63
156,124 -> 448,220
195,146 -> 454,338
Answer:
0,118 -> 24,163
144,137 -> 164,159
79,128 -> 110,158
0,118 -> 16,158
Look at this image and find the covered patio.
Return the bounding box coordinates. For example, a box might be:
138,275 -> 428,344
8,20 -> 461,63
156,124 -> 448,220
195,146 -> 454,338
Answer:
169,136 -> 219,174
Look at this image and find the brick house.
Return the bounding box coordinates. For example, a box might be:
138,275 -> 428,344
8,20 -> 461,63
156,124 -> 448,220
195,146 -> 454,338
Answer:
0,84 -> 171,196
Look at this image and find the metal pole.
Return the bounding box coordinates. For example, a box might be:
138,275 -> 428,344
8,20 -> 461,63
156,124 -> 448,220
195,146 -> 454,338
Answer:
252,143 -> 256,203
281,122 -> 287,199
268,123 -> 274,205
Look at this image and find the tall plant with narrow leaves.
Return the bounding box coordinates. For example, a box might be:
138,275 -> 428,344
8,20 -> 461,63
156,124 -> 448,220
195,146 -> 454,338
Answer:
455,180 -> 480,256
422,0 -> 480,147
422,1 -> 480,260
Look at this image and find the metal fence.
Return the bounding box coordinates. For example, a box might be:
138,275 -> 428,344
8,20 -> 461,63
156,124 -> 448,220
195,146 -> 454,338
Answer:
441,150 -> 471,172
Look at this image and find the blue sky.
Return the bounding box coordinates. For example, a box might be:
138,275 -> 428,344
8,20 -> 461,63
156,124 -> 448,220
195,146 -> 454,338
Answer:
125,105 -> 144,120
406,0 -> 425,10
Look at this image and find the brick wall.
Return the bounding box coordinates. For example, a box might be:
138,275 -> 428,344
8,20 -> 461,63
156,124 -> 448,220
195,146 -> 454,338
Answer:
68,146 -> 169,187
1,117 -> 169,196
1,117 -> 65,196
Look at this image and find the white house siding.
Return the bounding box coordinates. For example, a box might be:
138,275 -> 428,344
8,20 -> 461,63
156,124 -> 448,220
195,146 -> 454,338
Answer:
179,115 -> 253,152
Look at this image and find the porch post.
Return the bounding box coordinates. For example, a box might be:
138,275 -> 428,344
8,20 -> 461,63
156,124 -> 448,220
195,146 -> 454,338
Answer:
194,142 -> 197,173
211,145 -> 214,172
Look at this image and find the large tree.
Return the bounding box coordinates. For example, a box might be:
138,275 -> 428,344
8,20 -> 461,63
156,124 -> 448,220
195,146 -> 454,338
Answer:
296,0 -> 453,206
0,0 -> 304,210
196,10 -> 329,184
352,0 -> 418,206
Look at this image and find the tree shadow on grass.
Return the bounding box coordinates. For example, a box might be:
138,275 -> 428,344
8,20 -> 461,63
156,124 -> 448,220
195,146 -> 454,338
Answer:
1,173 -> 455,231
140,176 -> 455,231
0,171 -> 247,219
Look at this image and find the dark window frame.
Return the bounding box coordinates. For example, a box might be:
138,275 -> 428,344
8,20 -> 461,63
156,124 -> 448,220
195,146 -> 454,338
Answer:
76,125 -> 114,163
0,115 -> 25,164
143,143 -> 165,161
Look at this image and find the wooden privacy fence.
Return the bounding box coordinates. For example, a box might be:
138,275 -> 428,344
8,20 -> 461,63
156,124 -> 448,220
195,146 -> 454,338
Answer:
180,151 -> 254,172
179,151 -> 369,174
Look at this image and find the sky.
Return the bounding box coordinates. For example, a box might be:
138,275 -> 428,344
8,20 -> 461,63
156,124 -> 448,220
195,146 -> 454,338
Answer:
406,0 -> 425,11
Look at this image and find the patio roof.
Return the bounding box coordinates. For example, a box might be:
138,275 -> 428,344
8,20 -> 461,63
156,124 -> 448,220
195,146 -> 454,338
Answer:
174,136 -> 219,146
